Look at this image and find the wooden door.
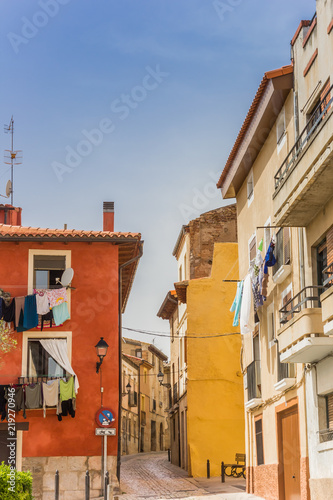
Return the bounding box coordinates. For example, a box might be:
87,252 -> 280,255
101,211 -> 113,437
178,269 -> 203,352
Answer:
278,407 -> 301,500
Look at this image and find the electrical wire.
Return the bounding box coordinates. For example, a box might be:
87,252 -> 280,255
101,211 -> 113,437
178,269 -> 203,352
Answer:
123,327 -> 240,339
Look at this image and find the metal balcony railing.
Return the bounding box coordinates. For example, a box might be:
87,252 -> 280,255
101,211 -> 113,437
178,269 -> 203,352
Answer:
173,382 -> 178,405
247,360 -> 261,401
323,263 -> 333,287
274,84 -> 333,189
279,286 -> 326,325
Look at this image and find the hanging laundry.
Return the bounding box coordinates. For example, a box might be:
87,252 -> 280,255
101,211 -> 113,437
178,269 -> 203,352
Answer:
25,383 -> 42,409
3,298 -> 15,324
13,386 -> 26,418
240,274 -> 254,335
47,288 -> 67,309
35,292 -> 50,316
16,308 -> 28,333
264,240 -> 276,274
58,376 -> 76,421
15,297 -> 25,329
230,280 -> 244,327
23,295 -> 38,330
42,380 -> 59,418
52,301 -> 70,326
40,310 -> 54,331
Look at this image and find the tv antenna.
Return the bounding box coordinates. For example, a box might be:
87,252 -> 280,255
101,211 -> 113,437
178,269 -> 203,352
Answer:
4,116 -> 22,206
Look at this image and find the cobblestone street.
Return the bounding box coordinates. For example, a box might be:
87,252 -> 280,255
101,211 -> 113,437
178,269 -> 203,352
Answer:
118,452 -> 265,500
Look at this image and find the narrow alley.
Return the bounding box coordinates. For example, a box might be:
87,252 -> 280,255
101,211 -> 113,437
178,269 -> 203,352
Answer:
118,452 -> 264,500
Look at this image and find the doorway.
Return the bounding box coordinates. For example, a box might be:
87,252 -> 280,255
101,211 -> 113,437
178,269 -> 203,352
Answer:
151,421 -> 156,451
277,405 -> 301,500
140,427 -> 145,453
159,423 -> 164,450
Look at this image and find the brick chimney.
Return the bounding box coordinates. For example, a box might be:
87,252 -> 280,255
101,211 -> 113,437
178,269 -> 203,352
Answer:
103,202 -> 114,232
0,205 -> 22,226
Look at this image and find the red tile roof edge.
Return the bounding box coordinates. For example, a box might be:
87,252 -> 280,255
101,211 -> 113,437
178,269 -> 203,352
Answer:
0,224 -> 141,240
291,20 -> 311,46
216,64 -> 293,190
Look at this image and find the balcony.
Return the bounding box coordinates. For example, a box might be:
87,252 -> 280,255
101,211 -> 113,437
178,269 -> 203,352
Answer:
274,355 -> 296,391
278,286 -> 333,363
273,85 -> 333,226
141,410 -> 146,426
321,264 -> 333,333
245,360 -> 262,410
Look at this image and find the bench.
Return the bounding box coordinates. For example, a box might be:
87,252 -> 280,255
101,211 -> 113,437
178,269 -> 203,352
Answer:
221,453 -> 246,481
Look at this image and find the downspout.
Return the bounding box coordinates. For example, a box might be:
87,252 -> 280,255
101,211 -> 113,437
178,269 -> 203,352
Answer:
138,361 -> 142,453
117,242 -> 143,482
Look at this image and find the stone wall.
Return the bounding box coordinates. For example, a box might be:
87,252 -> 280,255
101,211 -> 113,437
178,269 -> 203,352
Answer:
22,455 -> 117,500
253,463 -> 279,500
189,204 -> 237,280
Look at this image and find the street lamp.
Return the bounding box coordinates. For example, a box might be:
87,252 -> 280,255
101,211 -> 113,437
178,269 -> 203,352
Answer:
95,337 -> 109,373
126,382 -> 131,394
157,371 -> 171,388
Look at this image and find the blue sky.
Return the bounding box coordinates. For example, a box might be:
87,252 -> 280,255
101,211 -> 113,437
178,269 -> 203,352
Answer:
1,0 -> 315,355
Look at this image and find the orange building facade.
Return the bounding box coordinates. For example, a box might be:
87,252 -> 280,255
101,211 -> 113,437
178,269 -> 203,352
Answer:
0,202 -> 142,499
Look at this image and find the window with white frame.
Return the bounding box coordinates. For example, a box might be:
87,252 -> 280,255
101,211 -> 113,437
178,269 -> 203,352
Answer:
249,234 -> 257,264
27,339 -> 66,378
273,227 -> 291,274
266,303 -> 275,347
28,249 -> 71,295
247,170 -> 254,205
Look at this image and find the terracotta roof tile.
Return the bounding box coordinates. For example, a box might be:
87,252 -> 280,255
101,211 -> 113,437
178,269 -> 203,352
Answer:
216,64 -> 293,189
0,224 -> 140,241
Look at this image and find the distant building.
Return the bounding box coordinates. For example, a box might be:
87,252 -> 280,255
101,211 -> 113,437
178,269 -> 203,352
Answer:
158,205 -> 245,477
121,338 -> 169,455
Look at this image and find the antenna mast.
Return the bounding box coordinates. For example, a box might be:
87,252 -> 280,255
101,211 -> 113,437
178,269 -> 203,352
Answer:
4,116 -> 22,206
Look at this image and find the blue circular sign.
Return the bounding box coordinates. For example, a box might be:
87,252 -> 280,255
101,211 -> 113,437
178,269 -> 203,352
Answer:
95,407 -> 115,428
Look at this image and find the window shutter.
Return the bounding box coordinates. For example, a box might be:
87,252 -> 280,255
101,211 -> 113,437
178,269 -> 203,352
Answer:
327,394 -> 333,430
283,227 -> 291,264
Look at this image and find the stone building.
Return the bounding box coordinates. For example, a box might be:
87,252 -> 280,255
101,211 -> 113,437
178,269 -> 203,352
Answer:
121,338 -> 169,455
158,205 -> 245,477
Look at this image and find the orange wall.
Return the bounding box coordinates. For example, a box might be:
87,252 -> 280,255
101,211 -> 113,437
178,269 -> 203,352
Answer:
0,241 -> 119,458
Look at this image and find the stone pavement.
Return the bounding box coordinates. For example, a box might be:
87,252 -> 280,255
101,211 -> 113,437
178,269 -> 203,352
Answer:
117,452 -> 265,500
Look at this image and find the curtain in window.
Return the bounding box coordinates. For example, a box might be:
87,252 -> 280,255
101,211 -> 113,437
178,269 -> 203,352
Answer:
39,339 -> 79,393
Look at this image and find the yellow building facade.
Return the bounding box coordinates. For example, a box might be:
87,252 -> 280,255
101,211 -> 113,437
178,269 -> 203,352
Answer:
186,242 -> 245,477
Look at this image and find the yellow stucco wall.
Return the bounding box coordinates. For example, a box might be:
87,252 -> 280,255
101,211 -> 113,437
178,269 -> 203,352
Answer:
186,242 -> 245,477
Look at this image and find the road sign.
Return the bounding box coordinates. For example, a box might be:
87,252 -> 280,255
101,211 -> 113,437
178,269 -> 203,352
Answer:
95,407 -> 115,428
95,428 -> 116,436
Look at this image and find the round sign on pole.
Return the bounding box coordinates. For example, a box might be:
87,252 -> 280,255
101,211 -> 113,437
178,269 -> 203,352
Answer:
95,407 -> 115,428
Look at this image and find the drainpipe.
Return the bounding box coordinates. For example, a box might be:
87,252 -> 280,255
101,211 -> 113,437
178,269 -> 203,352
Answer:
137,361 -> 142,453
117,242 -> 143,482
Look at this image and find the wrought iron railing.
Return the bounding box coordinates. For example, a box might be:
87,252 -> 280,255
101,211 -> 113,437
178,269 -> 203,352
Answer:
279,286 -> 326,325
274,84 -> 333,189
247,360 -> 261,401
323,263 -> 333,287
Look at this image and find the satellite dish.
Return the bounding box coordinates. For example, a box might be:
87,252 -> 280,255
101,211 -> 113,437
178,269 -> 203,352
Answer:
60,268 -> 74,287
5,180 -> 12,198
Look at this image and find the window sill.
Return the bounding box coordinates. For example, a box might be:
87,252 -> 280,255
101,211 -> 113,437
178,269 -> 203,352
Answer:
273,264 -> 291,284
245,398 -> 262,410
274,378 -> 296,391
317,441 -> 333,453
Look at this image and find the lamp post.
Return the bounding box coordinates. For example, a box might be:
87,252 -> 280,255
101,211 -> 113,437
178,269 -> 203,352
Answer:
157,371 -> 171,388
95,337 -> 109,373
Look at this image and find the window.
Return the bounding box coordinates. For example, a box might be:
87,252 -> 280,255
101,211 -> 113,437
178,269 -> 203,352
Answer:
247,170 -> 254,205
264,218 -> 271,254
143,368 -> 147,383
255,418 -> 264,465
249,234 -> 257,264
276,110 -> 285,145
179,264 -> 183,282
27,339 -> 65,378
281,283 -> 293,323
267,303 -> 275,347
184,255 -> 187,280
33,255 -> 66,289
135,349 -> 142,358
273,227 -> 291,274
319,393 -> 333,443
277,351 -> 295,382
141,395 -> 145,411
128,420 -> 131,441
